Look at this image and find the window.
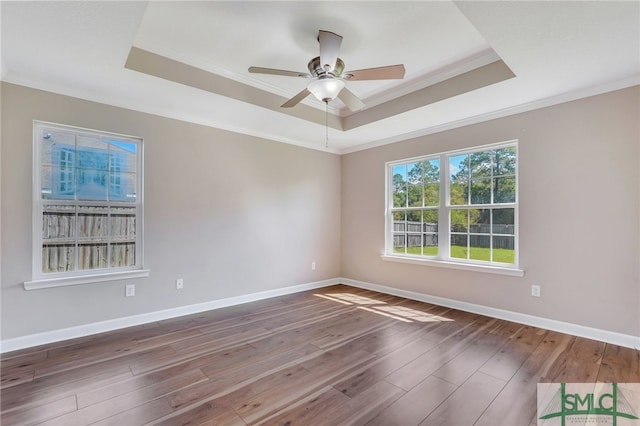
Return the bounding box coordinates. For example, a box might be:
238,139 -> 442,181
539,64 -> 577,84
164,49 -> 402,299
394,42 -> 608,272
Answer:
386,141 -> 519,273
27,122 -> 147,289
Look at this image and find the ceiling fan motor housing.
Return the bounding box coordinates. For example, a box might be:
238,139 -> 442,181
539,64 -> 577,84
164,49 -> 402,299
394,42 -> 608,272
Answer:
308,56 -> 345,77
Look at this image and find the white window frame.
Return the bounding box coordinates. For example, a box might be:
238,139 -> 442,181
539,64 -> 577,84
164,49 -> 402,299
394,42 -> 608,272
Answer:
383,140 -> 524,277
25,121 -> 149,290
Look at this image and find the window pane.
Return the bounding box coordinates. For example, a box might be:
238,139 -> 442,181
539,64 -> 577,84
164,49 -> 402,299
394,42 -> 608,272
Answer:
110,171 -> 137,202
76,168 -> 108,201
494,177 -> 516,203
422,209 -> 438,226
493,208 -> 515,234
423,210 -> 438,256
469,209 -> 490,234
406,210 -> 421,255
450,180 -> 468,205
470,151 -> 492,178
42,243 -> 75,273
449,154 -> 468,205
423,159 -> 440,183
109,140 -> 137,173
43,205 -> 76,239
41,131 -> 75,166
41,166 -> 75,200
393,211 -> 406,222
78,206 -> 108,238
471,178 -> 491,204
450,209 -> 468,232
78,243 -> 108,270
110,207 -> 136,237
76,136 -> 108,162
494,147 -> 516,176
424,183 -> 439,206
111,242 -> 135,267
493,236 -> 515,263
392,165 -> 407,208
449,154 -> 467,178
470,235 -> 491,261
407,162 -> 421,185
450,235 -> 467,259
393,211 -> 406,254
76,136 -> 109,201
407,185 -> 422,207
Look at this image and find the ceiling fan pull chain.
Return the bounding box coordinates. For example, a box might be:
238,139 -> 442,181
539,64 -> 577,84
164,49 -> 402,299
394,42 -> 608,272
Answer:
325,101 -> 329,150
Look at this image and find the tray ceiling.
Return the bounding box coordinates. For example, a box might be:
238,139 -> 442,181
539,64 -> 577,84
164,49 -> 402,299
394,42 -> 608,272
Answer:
2,1 -> 638,153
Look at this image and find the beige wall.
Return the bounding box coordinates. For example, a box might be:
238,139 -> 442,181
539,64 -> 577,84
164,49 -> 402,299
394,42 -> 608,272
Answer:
1,82 -> 638,342
341,87 -> 640,337
1,82 -> 342,339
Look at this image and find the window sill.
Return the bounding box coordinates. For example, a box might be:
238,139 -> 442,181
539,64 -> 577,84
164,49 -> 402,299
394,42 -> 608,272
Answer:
381,255 -> 525,277
24,269 -> 150,290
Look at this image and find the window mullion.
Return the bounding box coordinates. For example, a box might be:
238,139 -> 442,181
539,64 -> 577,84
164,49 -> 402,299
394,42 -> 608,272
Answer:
440,153 -> 449,259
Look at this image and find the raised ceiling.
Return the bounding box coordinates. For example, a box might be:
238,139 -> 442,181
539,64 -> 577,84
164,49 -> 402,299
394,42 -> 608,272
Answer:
2,1 -> 638,153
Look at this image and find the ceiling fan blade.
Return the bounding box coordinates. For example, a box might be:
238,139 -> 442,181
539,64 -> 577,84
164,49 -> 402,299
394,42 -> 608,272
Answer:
337,87 -> 365,112
318,30 -> 343,72
249,66 -> 311,78
343,64 -> 405,81
281,88 -> 311,108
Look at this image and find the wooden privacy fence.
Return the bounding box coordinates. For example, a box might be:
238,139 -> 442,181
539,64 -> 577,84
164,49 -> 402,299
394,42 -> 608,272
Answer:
41,205 -> 136,273
393,221 -> 514,249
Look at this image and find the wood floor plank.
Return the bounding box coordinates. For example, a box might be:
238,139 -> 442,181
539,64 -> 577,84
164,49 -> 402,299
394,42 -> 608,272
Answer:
256,385 -> 351,426
474,331 -> 573,425
0,394 -> 77,426
197,410 -> 247,426
419,371 -> 506,425
236,349 -> 376,424
37,369 -> 208,426
1,285 -> 637,426
431,327 -> 508,386
0,368 -> 35,389
130,342 -> 256,376
597,343 -> 640,382
153,400 -> 237,426
89,397 -> 173,426
1,364 -> 132,414
385,318 -> 499,391
333,336 -> 438,398
366,376 -> 458,426
542,336 -> 605,383
479,325 -> 547,381
318,380 -> 405,426
76,363 -> 206,408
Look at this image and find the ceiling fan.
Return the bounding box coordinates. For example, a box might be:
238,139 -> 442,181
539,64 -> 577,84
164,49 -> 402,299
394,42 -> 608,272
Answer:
248,30 -> 405,111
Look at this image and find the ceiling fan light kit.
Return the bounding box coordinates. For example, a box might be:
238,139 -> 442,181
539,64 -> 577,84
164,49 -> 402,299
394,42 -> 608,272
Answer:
308,77 -> 345,103
249,30 -> 406,111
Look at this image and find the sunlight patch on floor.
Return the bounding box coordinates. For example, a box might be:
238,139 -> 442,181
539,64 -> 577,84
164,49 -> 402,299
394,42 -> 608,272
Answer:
357,306 -> 413,322
314,292 -> 454,323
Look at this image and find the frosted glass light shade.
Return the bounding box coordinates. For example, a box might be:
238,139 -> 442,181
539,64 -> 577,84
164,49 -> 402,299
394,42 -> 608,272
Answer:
307,78 -> 345,102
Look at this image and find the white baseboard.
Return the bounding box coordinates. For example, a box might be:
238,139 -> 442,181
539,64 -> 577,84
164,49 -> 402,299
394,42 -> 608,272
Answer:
3,276 -> 638,353
340,277 -> 640,350
0,278 -> 340,353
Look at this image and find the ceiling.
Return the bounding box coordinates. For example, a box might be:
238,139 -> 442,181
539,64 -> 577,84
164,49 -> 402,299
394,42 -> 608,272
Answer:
2,1 -> 638,154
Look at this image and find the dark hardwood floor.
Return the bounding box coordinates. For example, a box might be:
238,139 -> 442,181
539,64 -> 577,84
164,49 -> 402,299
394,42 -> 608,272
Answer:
1,284 -> 638,425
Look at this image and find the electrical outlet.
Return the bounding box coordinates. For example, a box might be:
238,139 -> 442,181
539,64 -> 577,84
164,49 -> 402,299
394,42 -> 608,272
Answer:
311,262 -> 316,270
531,284 -> 541,297
125,284 -> 135,297
176,278 -> 184,290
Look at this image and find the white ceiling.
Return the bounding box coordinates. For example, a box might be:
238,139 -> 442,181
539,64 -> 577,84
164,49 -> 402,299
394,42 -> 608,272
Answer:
2,1 -> 638,154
